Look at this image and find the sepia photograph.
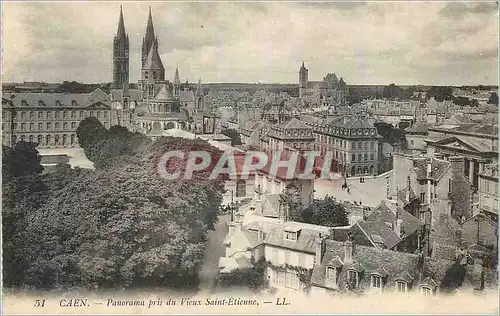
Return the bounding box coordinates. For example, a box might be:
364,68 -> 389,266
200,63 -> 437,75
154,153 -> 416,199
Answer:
1,1 -> 499,314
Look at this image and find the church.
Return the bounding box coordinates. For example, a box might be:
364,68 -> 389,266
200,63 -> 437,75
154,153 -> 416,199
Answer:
108,6 -> 209,135
298,62 -> 349,107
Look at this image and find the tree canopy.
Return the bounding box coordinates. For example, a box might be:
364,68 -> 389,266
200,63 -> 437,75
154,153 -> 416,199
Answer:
3,124 -> 227,290
293,196 -> 349,227
221,128 -> 243,146
2,141 -> 44,183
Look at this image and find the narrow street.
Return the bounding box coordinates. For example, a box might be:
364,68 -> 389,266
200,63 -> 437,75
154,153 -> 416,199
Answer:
198,213 -> 230,292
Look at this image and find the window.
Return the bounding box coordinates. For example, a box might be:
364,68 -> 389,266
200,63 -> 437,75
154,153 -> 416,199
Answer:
63,111 -> 67,119
284,231 -> 297,241
352,154 -> 356,162
63,122 -> 68,130
358,142 -> 362,149
326,267 -> 336,279
364,153 -> 368,161
21,111 -> 26,119
236,180 -> 246,197
371,275 -> 382,289
38,123 -> 43,130
422,286 -> 432,296
396,281 -> 407,293
13,123 -> 17,130
55,111 -> 59,119
410,140 -> 415,146
1,123 -> 4,130
79,111 -> 84,118
38,111 -> 43,119
71,111 -> 76,119
47,122 -> 51,130
70,134 -> 75,145
29,135 -> 34,143
370,141 -> 374,149
370,153 -> 374,161
104,111 -> 108,118
90,111 -> 95,117
46,135 -> 51,145
29,123 -> 34,131
348,270 -> 358,286
55,122 -> 59,130
420,193 -> 426,203
71,122 -> 76,129
21,123 -> 26,131
97,111 -> 101,118
46,112 -> 51,119
104,122 -> 108,128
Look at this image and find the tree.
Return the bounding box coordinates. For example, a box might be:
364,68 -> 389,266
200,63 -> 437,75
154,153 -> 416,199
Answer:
3,131 -> 227,290
295,196 -> 348,227
488,92 -> 499,105
439,262 -> 467,292
427,86 -> 453,102
279,184 -> 302,221
382,83 -> 405,100
76,117 -> 109,161
221,129 -> 242,146
2,141 -> 44,184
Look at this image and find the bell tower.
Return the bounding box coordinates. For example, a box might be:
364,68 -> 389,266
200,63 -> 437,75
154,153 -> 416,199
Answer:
112,6 -> 129,90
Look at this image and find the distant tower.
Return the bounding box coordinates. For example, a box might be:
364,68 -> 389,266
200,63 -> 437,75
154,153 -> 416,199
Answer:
299,62 -> 308,98
113,6 -> 129,90
195,78 -> 203,112
141,7 -> 158,68
173,66 -> 181,98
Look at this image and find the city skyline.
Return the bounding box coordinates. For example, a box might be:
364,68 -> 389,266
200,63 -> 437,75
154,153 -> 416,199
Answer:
2,1 -> 499,86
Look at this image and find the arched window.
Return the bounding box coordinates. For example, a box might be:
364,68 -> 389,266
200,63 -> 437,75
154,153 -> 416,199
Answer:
369,165 -> 374,174
371,275 -> 382,289
29,135 -> 34,143
46,135 -> 51,145
20,135 -> 26,142
395,281 -> 407,293
421,286 -> 432,296
37,135 -> 43,145
363,166 -> 368,174
357,166 -> 362,174
70,134 -> 75,145
236,180 -> 246,198
351,166 -> 356,176
62,134 -> 67,145
54,135 -> 60,145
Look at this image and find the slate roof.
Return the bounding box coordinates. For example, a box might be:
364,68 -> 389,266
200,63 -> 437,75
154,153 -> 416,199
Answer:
413,157 -> 450,181
154,84 -> 175,101
144,41 -> 164,70
260,194 -> 281,218
406,122 -> 428,134
179,91 -> 195,102
396,186 -> 418,205
257,222 -> 331,254
311,239 -> 421,290
7,93 -> 91,107
109,89 -> 142,102
274,117 -> 311,130
370,203 -> 424,238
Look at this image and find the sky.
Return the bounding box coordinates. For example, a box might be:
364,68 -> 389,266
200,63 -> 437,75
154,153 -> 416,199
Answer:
2,1 -> 499,85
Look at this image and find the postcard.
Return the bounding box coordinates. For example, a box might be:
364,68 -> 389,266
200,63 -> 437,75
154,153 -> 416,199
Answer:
1,1 -> 499,315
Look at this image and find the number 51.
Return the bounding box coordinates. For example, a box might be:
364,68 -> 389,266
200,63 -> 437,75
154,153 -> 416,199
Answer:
34,299 -> 46,307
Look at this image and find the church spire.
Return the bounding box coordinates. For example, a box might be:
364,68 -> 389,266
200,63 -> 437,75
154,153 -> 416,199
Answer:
174,66 -> 180,84
142,7 -> 157,67
196,78 -> 202,96
117,5 -> 126,38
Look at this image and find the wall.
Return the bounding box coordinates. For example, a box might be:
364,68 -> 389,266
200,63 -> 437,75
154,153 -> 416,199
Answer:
461,217 -> 497,248
264,245 -> 315,269
406,134 -> 427,153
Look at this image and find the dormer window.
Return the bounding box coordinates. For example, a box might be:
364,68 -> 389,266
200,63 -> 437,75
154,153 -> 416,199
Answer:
371,274 -> 382,289
421,286 -> 433,296
395,280 -> 408,293
347,270 -> 359,288
284,231 -> 297,241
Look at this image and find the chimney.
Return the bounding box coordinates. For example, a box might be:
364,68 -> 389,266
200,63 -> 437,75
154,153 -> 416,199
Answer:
449,156 -> 465,176
315,233 -> 326,265
343,239 -> 355,263
406,176 -> 411,202
427,161 -> 432,178
394,218 -> 403,237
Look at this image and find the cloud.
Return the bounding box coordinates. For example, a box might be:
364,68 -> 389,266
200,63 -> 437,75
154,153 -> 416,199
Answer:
439,1 -> 498,19
2,2 -> 498,85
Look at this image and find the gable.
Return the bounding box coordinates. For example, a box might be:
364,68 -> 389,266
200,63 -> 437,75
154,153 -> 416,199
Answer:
433,137 -> 481,153
85,101 -> 111,110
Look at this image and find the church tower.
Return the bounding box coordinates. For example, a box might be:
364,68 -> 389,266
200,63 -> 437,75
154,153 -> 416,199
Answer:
139,7 -> 166,99
113,6 -> 129,90
299,62 -> 308,98
195,78 -> 204,113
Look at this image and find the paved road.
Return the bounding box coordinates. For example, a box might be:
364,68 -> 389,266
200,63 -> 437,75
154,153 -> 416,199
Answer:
314,176 -> 389,207
198,214 -> 230,292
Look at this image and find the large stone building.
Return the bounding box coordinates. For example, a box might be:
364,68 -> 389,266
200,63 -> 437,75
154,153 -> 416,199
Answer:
302,115 -> 382,177
2,7 -> 208,148
298,62 -> 348,106
478,164 -> 498,222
